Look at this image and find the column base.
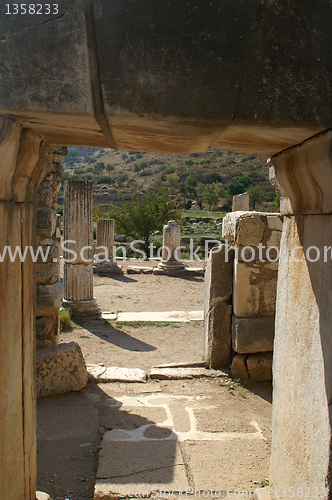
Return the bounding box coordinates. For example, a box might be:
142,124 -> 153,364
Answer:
62,298 -> 100,318
93,262 -> 123,275
157,260 -> 185,271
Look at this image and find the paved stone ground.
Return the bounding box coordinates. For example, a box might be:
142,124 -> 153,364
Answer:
37,379 -> 272,500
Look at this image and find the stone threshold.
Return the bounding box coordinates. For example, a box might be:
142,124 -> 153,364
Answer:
87,364 -> 230,384
101,310 -> 204,322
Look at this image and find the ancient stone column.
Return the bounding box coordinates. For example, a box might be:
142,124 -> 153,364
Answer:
158,220 -> 185,270
0,116 -> 52,499
269,130 -> 332,497
63,180 -> 99,316
94,218 -> 122,274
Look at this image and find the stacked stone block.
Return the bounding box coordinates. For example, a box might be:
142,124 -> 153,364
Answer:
35,147 -> 66,349
222,211 -> 282,381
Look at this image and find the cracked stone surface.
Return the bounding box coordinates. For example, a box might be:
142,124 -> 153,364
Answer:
37,378 -> 271,499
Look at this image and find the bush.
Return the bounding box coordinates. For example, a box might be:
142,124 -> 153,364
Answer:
139,170 -> 152,177
227,180 -> 246,196
60,309 -> 74,331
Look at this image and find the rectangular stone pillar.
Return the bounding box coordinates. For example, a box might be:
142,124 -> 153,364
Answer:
203,245 -> 233,369
269,130 -> 332,497
0,116 -> 46,499
63,180 -> 99,317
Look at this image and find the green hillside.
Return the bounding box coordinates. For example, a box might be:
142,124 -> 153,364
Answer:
59,146 -> 279,214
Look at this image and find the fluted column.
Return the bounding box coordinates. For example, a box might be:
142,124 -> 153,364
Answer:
94,218 -> 122,274
63,180 -> 99,316
158,220 -> 185,270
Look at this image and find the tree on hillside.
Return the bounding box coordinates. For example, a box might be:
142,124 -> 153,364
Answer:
227,180 -> 246,196
238,175 -> 253,188
201,182 -> 225,210
183,173 -> 198,196
249,186 -> 265,210
93,161 -> 105,174
106,163 -> 114,175
166,173 -> 180,191
109,187 -> 179,256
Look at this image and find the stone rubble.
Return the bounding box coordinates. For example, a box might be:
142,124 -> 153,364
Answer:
36,342 -> 88,398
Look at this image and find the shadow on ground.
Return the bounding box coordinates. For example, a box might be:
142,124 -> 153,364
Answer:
37,384 -> 171,500
78,318 -> 157,352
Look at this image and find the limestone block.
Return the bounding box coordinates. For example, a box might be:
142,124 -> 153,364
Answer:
38,187 -> 54,208
36,316 -> 53,339
36,281 -> 63,316
36,206 -> 57,239
233,261 -> 277,317
205,301 -> 232,369
36,243 -> 59,264
232,192 -> 249,211
222,211 -> 282,248
270,130 -> 332,215
36,492 -> 53,500
36,313 -> 59,350
231,354 -> 249,380
247,352 -> 273,381
204,245 -> 233,369
36,263 -> 59,285
232,315 -> 275,354
36,342 -> 88,398
204,245 -> 234,313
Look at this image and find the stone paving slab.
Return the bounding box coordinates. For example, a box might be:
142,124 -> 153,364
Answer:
99,367 -> 147,383
94,441 -> 189,499
182,439 -> 270,491
94,390 -> 271,499
150,367 -> 229,380
100,311 -> 204,322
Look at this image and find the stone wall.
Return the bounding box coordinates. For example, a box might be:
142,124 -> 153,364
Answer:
36,147 -> 66,349
204,211 -> 282,381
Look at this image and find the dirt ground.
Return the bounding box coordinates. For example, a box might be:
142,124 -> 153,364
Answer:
37,264 -> 272,500
60,263 -> 206,371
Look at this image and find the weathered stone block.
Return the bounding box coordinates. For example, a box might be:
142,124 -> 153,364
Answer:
204,301 -> 232,369
38,187 -> 54,208
233,261 -> 277,317
232,192 -> 249,211
36,316 -> 53,338
247,352 -> 273,381
36,492 -> 53,500
231,354 -> 249,380
36,281 -> 63,316
204,245 -> 234,313
36,313 -> 59,350
36,243 -> 59,264
36,263 -> 59,285
36,342 -> 88,398
36,206 -> 57,239
204,245 -> 234,369
222,211 -> 282,248
232,315 -> 275,354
